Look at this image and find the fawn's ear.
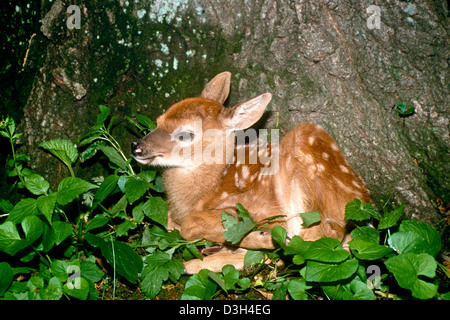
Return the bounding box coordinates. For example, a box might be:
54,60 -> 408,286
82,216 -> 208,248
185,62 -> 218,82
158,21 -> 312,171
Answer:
200,71 -> 231,104
220,93 -> 272,130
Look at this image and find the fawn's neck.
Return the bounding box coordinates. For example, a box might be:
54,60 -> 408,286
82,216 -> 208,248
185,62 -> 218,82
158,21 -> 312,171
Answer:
163,162 -> 227,224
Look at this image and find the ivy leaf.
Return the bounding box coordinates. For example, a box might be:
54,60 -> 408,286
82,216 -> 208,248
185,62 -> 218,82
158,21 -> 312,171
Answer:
378,204 -> 404,230
348,239 -> 393,260
287,279 -> 312,300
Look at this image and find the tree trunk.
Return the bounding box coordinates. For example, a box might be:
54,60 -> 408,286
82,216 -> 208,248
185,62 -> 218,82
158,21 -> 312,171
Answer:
19,0 -> 448,225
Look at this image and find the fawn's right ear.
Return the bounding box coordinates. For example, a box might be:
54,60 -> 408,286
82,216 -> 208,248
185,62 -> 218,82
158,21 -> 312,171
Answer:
200,71 -> 231,105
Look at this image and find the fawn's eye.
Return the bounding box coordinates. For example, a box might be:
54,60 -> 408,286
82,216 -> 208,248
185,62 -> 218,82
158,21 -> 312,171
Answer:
174,131 -> 194,142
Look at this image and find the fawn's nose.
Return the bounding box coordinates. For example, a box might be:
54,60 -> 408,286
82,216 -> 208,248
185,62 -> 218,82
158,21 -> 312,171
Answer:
131,141 -> 144,156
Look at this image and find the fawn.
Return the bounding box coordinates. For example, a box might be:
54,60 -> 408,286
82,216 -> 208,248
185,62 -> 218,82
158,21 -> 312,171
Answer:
132,72 -> 370,273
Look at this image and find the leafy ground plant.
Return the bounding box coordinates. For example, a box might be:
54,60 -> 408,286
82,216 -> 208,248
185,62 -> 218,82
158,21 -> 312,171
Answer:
0,109 -> 448,300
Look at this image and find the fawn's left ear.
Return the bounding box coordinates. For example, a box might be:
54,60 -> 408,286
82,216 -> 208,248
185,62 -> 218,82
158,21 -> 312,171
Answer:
220,93 -> 272,130
200,71 -> 231,105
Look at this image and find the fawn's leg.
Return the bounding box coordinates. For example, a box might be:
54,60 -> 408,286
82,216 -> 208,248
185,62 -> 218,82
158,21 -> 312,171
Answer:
181,209 -> 276,249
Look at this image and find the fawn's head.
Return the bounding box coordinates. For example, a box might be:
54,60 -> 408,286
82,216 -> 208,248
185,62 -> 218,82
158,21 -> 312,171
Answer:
132,72 -> 272,168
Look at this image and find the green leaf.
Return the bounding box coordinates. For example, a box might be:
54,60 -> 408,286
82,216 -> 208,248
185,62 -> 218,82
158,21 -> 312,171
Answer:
97,105 -> 110,125
143,197 -> 168,227
24,173 -> 49,196
124,176 -> 151,204
41,277 -> 63,300
384,252 -> 438,299
271,225 -> 287,247
244,250 -> 266,267
322,275 -> 375,300
63,276 -> 90,300
388,220 -> 441,257
99,240 -> 143,284
0,262 -> 14,296
181,269 -> 217,300
98,145 -> 128,170
22,215 -> 44,245
378,204 -> 404,229
344,199 -> 380,221
135,113 -> 156,130
0,221 -> 23,255
92,174 -> 119,211
79,140 -> 106,162
57,177 -> 98,206
304,237 -> 349,263
350,226 -> 380,244
305,259 -> 359,282
348,239 -> 393,260
299,211 -> 321,227
80,260 -> 104,283
7,198 -> 38,223
399,220 -> 441,257
36,193 -> 57,224
52,221 -> 73,245
40,139 -> 78,166
287,279 -> 312,300
85,214 -> 109,232
222,204 -> 257,245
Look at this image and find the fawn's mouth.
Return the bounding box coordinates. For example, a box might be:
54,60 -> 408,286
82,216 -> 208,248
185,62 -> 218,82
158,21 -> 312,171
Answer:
133,154 -> 162,165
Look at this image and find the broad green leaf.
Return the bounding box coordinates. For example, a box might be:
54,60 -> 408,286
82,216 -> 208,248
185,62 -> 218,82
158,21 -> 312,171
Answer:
85,214 -> 109,232
80,260 -> 104,283
384,252 -> 438,299
135,113 -> 156,130
52,221 -> 73,245
244,250 -> 266,267
63,276 -> 90,300
288,279 -> 312,300
57,177 -> 98,206
305,259 -> 359,282
0,262 -> 14,296
299,211 -> 321,227
24,173 -> 49,196
22,216 -> 44,245
41,277 -> 63,300
36,193 -> 57,224
40,139 -> 78,166
399,220 -> 441,257
221,212 -> 238,229
322,275 -> 375,300
92,174 -> 119,210
79,140 -> 106,161
181,269 -> 217,300
141,251 -> 184,299
124,176 -> 150,204
344,199 -> 380,221
350,226 -> 380,244
0,221 -> 23,255
304,237 -> 349,263
222,213 -> 256,245
143,197 -> 168,227
98,145 -> 128,170
100,240 -> 143,284
378,204 -> 404,229
388,220 -> 441,257
97,105 -> 110,125
348,239 -> 393,260
7,198 -> 38,223
271,225 -> 287,247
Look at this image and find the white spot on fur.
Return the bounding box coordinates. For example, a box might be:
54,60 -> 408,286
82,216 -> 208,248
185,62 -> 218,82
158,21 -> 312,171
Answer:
322,152 -> 329,161
308,136 -> 315,145
339,165 -> 350,173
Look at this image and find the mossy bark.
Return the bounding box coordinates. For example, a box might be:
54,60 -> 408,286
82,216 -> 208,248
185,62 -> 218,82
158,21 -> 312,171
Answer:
18,0 -> 448,225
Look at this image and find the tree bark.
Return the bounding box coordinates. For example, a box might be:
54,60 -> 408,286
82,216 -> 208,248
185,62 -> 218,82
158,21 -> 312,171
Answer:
19,0 -> 448,225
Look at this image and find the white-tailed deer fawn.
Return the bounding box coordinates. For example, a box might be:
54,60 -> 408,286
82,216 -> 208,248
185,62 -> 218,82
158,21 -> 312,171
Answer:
132,72 -> 370,273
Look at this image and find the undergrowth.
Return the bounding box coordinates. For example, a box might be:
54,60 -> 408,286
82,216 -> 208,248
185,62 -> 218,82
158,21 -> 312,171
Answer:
0,107 -> 448,300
